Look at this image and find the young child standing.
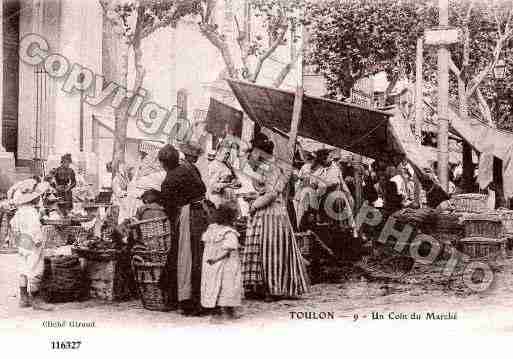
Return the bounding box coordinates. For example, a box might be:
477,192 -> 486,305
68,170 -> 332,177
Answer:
11,180 -> 53,311
201,203 -> 242,321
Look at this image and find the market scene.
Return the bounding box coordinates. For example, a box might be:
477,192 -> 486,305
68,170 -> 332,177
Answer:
2,0 -> 513,328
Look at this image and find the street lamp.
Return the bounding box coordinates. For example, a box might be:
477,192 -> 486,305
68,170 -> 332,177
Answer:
493,59 -> 506,79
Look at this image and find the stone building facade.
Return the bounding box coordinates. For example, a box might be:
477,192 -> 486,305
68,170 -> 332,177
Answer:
0,0 -> 300,189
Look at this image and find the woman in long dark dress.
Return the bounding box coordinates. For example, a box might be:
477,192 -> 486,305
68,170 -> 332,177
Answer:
157,145 -> 181,309
158,143 -> 210,315
175,142 -> 211,316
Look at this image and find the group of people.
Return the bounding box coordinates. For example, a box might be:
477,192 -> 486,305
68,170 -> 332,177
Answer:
2,153 -> 79,311
101,134 -> 310,320
151,133 -> 309,320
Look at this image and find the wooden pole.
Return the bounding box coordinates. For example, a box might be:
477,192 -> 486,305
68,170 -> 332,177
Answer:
414,37 -> 423,206
287,22 -> 305,171
437,0 -> 450,191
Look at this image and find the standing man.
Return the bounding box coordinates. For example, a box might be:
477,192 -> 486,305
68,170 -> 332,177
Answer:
52,154 -> 76,213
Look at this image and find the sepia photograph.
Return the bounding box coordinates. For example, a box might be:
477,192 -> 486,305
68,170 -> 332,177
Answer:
0,0 -> 512,355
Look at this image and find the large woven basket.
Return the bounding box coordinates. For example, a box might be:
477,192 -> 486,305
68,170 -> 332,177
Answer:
131,255 -> 171,311
459,237 -> 506,259
498,210 -> 513,235
42,255 -> 85,303
451,193 -> 488,213
131,217 -> 172,251
131,245 -> 168,264
462,215 -> 503,238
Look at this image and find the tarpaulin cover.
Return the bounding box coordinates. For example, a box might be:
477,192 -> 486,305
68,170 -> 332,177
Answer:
447,106 -> 513,198
206,98 -> 243,139
227,79 -> 432,173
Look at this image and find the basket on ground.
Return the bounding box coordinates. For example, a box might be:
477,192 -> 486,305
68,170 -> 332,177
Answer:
73,247 -> 132,301
42,255 -> 85,303
451,194 -> 488,213
131,216 -> 172,251
131,255 -> 171,311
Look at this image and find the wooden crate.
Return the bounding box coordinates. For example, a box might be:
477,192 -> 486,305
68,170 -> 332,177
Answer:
459,237 -> 506,259
451,194 -> 488,213
83,255 -> 132,301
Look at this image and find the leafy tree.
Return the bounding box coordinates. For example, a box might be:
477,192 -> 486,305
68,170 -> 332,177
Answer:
308,0 -> 513,130
195,0 -> 305,86
100,0 -> 196,173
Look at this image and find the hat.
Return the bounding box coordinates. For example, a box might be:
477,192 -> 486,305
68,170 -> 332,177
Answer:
178,141 -> 204,157
315,149 -> 331,162
13,179 -> 41,205
61,153 -> 72,163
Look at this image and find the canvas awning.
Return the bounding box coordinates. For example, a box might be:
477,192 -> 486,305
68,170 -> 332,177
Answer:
227,79 -> 432,172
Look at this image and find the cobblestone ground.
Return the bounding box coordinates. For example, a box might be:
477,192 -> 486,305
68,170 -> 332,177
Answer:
1,253 -> 513,332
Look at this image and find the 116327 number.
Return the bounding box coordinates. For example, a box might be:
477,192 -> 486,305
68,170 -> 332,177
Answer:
51,341 -> 81,349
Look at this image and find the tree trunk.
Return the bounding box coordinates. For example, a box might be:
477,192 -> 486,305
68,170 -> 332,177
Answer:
112,42 -> 129,174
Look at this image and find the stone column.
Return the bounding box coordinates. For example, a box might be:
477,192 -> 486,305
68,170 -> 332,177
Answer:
0,3 -> 16,178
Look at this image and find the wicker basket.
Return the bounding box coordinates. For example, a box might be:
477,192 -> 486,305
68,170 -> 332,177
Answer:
459,237 -> 506,259
42,255 -> 85,303
81,251 -> 132,301
132,255 -> 171,311
131,245 -> 168,264
498,211 -> 513,235
72,247 -> 121,261
131,217 -> 172,251
463,216 -> 503,238
451,193 -> 488,213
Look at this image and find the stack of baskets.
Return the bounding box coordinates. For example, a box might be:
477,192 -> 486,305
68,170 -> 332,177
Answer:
42,255 -> 85,302
130,216 -> 172,311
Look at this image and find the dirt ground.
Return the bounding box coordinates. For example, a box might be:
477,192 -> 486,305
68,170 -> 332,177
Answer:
1,252 -> 513,333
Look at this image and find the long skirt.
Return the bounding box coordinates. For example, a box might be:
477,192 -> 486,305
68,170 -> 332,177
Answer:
242,200 -> 310,297
177,202 -> 210,310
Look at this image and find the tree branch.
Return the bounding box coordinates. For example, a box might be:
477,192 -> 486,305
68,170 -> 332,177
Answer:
250,23 -> 287,82
272,41 -> 304,88
199,23 -> 238,78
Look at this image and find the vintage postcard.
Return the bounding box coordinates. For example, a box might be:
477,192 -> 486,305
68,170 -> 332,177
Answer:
1,0 -> 512,355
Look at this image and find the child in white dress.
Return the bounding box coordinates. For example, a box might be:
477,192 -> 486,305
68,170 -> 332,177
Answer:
11,180 -> 53,310
201,203 -> 242,320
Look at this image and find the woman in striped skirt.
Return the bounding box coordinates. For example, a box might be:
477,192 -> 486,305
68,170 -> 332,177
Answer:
241,134 -> 309,300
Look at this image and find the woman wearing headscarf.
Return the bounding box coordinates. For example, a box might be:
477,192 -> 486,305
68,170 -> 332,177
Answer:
123,143 -> 166,222
241,133 -> 309,300
207,140 -> 241,209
